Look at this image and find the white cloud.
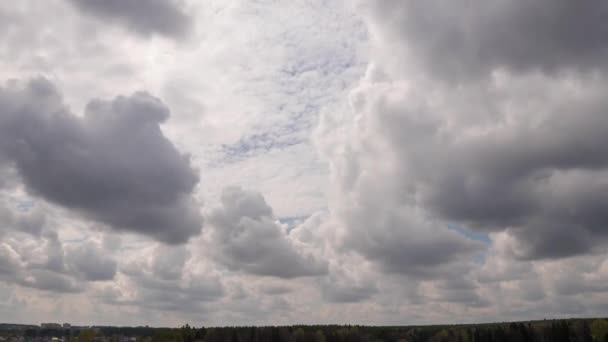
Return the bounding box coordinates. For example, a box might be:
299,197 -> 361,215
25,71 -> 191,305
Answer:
205,187 -> 328,278
1,0 -> 608,327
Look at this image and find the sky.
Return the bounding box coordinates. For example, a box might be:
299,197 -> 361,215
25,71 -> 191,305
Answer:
1,0 -> 608,327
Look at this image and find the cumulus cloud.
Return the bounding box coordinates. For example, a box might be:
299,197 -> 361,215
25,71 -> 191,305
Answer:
206,187 -> 328,278
431,277 -> 488,308
0,203 -> 47,236
320,272 -> 377,303
19,269 -> 83,293
0,78 -> 202,244
317,96 -> 483,276
65,242 -> 117,281
67,0 -> 192,38
343,72 -> 608,260
364,0 -> 608,80
0,232 -> 115,294
112,244 -> 224,313
150,245 -> 190,281
317,0 -> 608,266
4,0 -> 608,326
258,283 -> 292,296
0,243 -> 20,278
340,204 -> 483,277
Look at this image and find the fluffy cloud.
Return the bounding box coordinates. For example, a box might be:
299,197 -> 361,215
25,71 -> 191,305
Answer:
65,242 -> 117,281
317,0 -> 608,266
19,269 -> 83,293
0,78 -> 202,244
0,232 -> 119,295
364,0 -> 608,80
3,0 -> 608,326
110,244 -> 224,314
319,271 -> 377,303
317,85 -> 484,276
151,245 -> 191,281
304,0 -> 608,320
67,0 -> 192,38
206,187 -> 328,278
0,203 -> 47,236
0,243 -> 20,278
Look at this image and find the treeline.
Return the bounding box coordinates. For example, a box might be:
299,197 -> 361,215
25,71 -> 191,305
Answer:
151,319 -> 608,342
5,319 -> 608,342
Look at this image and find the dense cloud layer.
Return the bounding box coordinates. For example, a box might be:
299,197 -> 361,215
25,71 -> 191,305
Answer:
67,0 -> 192,38
4,0 -> 608,326
0,78 -> 202,243
206,187 -> 328,278
366,0 -> 608,80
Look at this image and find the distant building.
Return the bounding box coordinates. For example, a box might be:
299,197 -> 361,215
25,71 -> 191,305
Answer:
41,323 -> 62,329
62,324 -> 71,329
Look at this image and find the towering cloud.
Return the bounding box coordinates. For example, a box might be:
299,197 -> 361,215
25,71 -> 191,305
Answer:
316,0 -> 608,273
0,78 -> 202,244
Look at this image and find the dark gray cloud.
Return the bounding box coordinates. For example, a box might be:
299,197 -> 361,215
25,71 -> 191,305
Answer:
258,284 -> 292,296
553,276 -> 608,297
417,95 -> 608,259
65,242 -> 117,281
150,245 -> 190,281
320,276 -> 377,303
368,0 -> 608,80
19,269 -> 83,293
0,244 -> 20,278
358,231 -> 481,276
518,279 -> 546,302
0,78 -> 202,244
433,277 -> 489,307
0,205 -> 46,236
207,187 -> 328,278
128,277 -> 224,313
26,231 -> 67,274
335,187 -> 483,277
313,2 -> 608,301
337,44 -> 608,261
67,0 -> 192,38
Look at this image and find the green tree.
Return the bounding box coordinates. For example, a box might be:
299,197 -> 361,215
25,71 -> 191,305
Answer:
592,320 -> 608,342
78,329 -> 96,342
179,325 -> 195,342
315,330 -> 326,342
152,329 -> 182,342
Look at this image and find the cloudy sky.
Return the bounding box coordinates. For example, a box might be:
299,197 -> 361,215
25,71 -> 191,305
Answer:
1,0 -> 608,327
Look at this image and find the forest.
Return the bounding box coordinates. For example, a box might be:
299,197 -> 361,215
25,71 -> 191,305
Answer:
7,318 -> 608,342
